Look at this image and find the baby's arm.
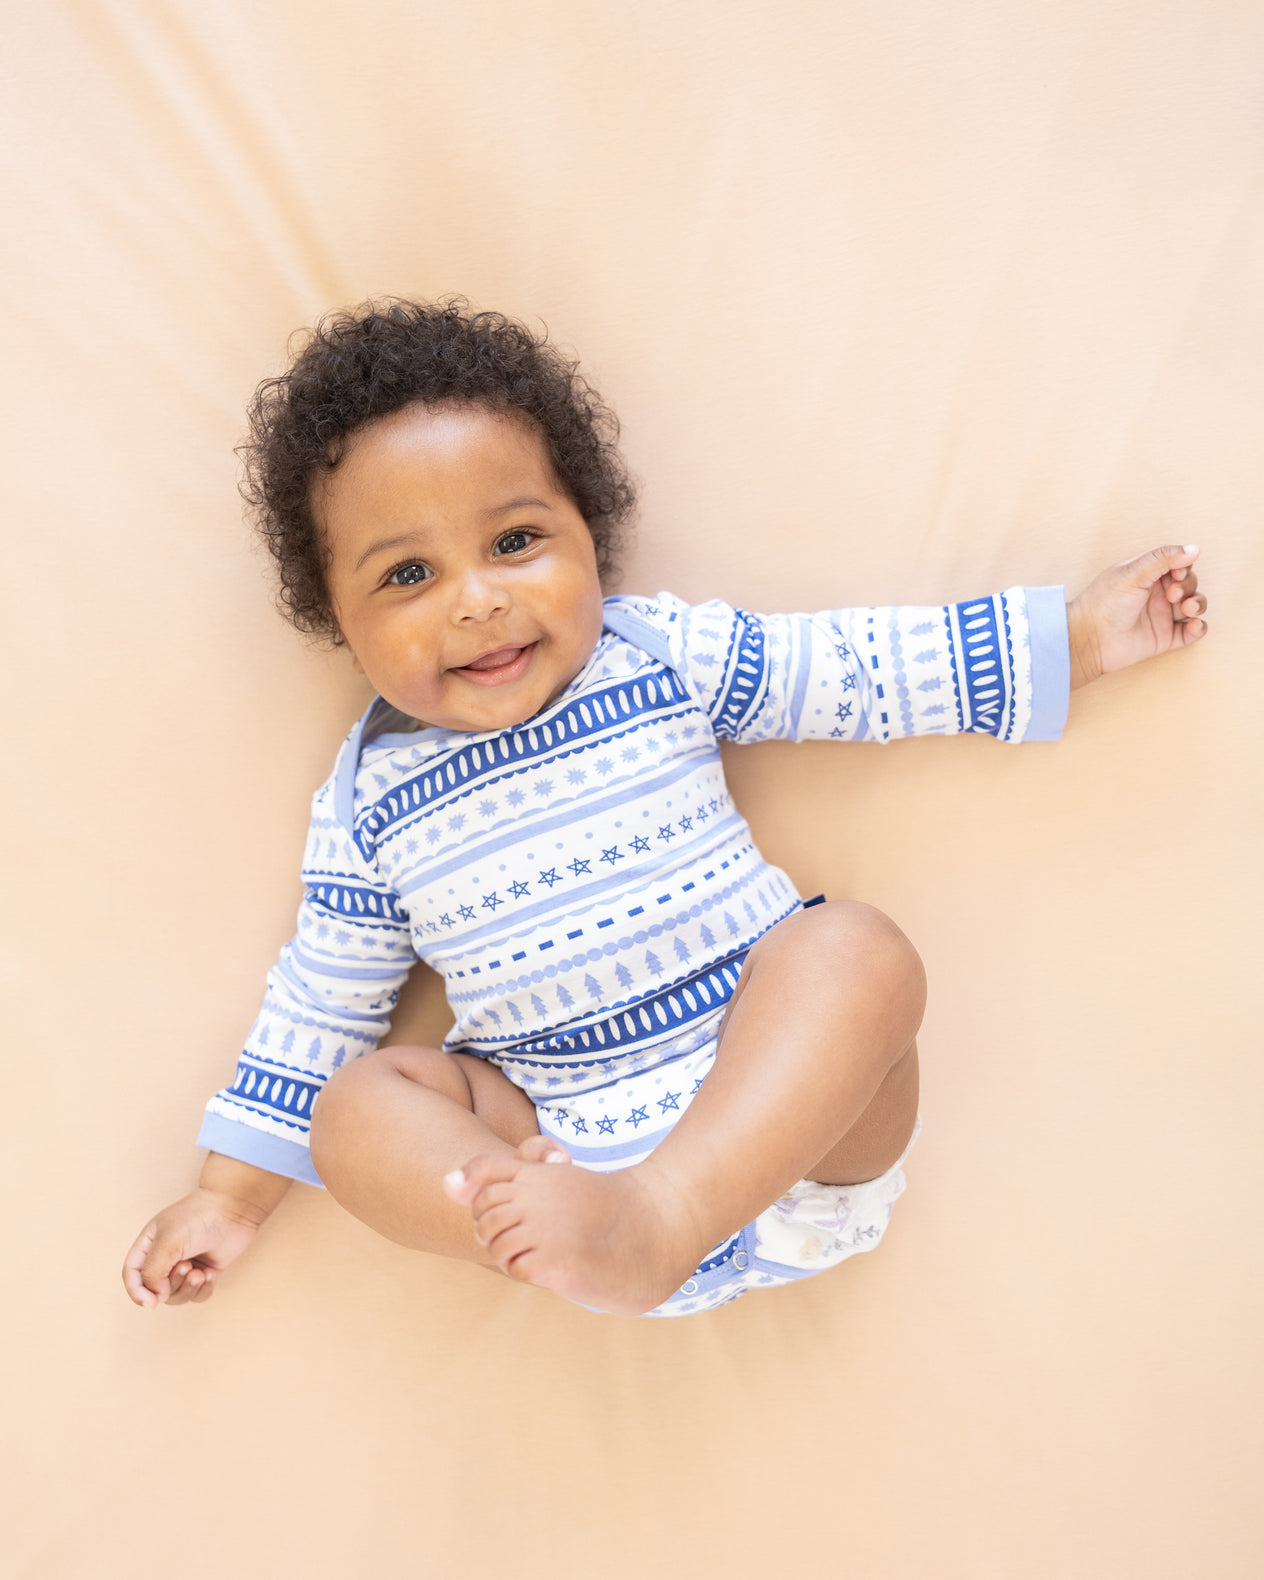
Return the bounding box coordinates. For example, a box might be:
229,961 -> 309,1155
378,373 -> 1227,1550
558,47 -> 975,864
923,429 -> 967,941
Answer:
1067,544 -> 1207,688
121,1154 -> 291,1308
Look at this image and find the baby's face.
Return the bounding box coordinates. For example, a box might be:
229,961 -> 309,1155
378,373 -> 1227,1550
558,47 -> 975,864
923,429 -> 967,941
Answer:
318,403 -> 606,733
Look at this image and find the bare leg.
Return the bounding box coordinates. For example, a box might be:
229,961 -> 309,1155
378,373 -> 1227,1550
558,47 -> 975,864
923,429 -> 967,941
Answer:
447,901 -> 925,1313
309,1044 -> 546,1268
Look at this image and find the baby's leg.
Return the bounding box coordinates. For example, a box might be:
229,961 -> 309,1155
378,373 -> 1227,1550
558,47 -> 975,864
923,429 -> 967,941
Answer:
446,901 -> 924,1313
310,1045 -> 553,1269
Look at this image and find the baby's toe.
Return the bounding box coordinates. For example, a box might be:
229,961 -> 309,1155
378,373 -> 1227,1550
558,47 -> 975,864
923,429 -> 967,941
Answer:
516,1134 -> 570,1165
443,1150 -> 516,1204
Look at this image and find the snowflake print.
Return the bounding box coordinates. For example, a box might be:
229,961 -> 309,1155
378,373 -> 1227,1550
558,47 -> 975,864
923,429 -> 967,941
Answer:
620,746 -> 640,764
594,757 -> 614,775
533,779 -> 554,797
478,799 -> 498,818
565,767 -> 587,786
506,788 -> 526,808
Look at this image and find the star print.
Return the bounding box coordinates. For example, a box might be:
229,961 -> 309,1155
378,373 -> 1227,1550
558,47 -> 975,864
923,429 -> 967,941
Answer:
708,798 -> 719,814
657,825 -> 675,842
840,672 -> 857,691
835,701 -> 853,721
628,1105 -> 649,1128
678,815 -> 693,833
568,858 -> 591,877
600,845 -> 623,865
630,835 -> 650,855
538,867 -> 561,887
572,1116 -> 588,1134
694,803 -> 708,821
596,1115 -> 617,1134
658,1091 -> 681,1112
481,891 -> 501,910
438,913 -> 454,928
458,904 -> 475,922
691,1077 -> 705,1092
829,728 -> 845,738
509,880 -> 530,899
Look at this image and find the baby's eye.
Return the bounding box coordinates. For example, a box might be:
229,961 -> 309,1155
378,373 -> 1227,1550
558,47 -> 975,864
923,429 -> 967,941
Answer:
387,562 -> 430,587
494,530 -> 533,556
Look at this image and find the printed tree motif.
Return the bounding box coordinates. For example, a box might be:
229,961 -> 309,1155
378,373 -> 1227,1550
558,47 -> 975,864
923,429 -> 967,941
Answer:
724,911 -> 740,937
507,999 -> 524,1024
614,961 -> 633,990
257,1024 -> 270,1046
699,922 -> 717,951
280,1028 -> 296,1054
331,1044 -> 347,1070
530,993 -> 547,1018
584,973 -> 603,998
673,934 -> 692,965
556,982 -> 575,1011
306,1035 -> 322,1064
644,950 -> 663,975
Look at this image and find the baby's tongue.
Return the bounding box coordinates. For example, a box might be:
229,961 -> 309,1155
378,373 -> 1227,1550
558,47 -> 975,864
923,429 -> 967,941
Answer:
464,646 -> 522,670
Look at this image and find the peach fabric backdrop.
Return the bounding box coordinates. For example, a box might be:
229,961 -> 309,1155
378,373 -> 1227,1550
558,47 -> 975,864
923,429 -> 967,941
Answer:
4,3 -> 1260,1575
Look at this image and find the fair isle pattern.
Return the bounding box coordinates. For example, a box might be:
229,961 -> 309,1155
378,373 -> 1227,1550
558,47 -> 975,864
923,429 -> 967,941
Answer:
203,587 -> 1039,1165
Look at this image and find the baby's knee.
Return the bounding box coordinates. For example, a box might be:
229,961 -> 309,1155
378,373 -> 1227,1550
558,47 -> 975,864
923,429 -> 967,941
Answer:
802,900 -> 926,1010
311,1044 -> 463,1157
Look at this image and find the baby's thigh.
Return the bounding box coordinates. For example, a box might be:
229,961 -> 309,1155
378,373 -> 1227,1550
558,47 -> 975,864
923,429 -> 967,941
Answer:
447,1051 -> 541,1148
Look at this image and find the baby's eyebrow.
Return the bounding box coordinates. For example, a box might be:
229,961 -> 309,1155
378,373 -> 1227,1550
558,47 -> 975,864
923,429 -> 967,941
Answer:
355,533 -> 423,572
484,496 -> 553,516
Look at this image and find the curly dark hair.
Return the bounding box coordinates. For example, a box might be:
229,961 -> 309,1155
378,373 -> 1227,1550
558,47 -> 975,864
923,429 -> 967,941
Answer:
240,298 -> 636,642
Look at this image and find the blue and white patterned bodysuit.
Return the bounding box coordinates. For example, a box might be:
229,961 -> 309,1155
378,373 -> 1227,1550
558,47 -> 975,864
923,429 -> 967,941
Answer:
199,587 -> 1070,1314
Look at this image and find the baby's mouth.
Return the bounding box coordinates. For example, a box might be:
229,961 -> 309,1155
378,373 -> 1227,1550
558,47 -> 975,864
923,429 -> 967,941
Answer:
452,643 -> 537,685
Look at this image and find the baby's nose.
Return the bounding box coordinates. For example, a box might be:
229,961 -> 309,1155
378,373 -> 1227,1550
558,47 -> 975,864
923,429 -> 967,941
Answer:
451,566 -> 510,621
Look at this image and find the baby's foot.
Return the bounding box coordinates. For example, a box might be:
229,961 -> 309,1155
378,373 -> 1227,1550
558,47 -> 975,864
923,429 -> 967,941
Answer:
443,1136 -> 705,1316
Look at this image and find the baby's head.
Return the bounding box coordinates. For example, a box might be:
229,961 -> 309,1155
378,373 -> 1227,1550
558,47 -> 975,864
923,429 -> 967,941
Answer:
241,299 -> 637,731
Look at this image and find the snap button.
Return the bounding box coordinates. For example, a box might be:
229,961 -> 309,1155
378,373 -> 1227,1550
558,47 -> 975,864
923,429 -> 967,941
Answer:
680,1279 -> 699,1296
732,1250 -> 749,1271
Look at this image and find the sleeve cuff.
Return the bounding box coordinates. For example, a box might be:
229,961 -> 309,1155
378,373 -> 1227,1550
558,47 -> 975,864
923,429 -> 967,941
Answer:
1024,585 -> 1071,741
196,1111 -> 325,1188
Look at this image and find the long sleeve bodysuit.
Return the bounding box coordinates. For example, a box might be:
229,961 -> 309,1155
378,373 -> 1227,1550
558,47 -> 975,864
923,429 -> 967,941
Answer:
198,586 -> 1070,1314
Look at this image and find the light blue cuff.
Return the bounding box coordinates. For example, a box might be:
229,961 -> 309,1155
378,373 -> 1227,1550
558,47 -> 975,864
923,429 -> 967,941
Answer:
1024,585 -> 1070,741
197,1111 -> 325,1188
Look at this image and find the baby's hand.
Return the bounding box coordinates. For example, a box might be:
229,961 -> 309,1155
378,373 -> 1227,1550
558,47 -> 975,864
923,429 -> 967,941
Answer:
122,1188 -> 265,1308
1066,545 -> 1207,689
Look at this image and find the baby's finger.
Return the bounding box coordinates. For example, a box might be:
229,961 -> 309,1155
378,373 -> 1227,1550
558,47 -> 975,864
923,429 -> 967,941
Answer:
190,1272 -> 216,1304
167,1265 -> 209,1306
1124,543 -> 1199,591
1178,593 -> 1207,620
1179,616 -> 1207,645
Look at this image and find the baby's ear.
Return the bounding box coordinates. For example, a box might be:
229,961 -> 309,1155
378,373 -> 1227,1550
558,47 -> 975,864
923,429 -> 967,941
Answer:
350,653 -> 365,675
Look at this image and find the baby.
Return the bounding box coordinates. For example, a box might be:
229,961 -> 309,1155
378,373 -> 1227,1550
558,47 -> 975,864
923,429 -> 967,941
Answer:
122,300 -> 1207,1318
